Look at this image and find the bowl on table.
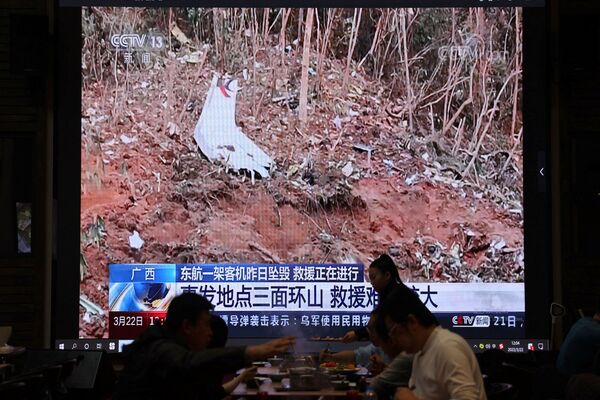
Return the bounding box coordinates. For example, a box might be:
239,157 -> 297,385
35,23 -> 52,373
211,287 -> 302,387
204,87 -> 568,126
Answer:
267,372 -> 288,382
252,361 -> 269,367
267,357 -> 284,367
246,377 -> 269,389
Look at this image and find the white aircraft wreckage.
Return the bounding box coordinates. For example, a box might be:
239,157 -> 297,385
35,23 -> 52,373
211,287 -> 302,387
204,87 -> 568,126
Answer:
193,75 -> 273,181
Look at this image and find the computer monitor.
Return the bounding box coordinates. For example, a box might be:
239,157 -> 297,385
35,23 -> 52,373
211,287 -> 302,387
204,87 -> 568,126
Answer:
54,1 -> 550,354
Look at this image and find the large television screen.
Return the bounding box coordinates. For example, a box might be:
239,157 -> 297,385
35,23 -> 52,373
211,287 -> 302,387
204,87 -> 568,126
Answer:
72,5 -> 546,348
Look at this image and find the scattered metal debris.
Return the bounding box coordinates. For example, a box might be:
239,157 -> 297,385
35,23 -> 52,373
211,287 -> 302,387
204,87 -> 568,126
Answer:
120,134 -> 137,144
388,246 -> 401,256
405,174 -> 418,186
80,295 -> 104,316
352,143 -> 374,154
341,162 -> 354,177
129,230 -> 144,250
319,232 -> 334,244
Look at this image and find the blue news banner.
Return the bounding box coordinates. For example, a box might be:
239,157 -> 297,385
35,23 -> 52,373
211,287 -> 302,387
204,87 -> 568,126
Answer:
109,263 -> 374,339
108,263 -> 525,339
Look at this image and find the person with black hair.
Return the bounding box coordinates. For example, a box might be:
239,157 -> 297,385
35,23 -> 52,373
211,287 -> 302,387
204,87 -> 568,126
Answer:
208,314 -> 229,349
113,293 -> 294,400
207,315 -> 259,396
342,254 -> 405,343
368,308 -> 413,400
378,287 -> 486,400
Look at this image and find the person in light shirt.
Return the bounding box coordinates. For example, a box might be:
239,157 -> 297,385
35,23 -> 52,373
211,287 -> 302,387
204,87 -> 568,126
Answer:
378,287 -> 487,400
320,310 -> 407,379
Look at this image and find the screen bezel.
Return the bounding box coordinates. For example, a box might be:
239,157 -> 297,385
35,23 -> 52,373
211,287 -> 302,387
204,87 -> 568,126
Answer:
53,5 -> 551,342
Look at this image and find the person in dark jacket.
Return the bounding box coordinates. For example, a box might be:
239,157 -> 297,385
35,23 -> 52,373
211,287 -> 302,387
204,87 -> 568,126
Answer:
342,254 -> 406,342
113,293 -> 294,400
208,314 -> 229,349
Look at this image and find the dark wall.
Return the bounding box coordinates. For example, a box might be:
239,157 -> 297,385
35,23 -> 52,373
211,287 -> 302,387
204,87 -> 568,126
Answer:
0,0 -> 51,348
555,1 -> 600,332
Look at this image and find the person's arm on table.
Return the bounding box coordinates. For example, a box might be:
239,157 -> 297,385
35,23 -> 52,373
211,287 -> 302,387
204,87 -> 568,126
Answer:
320,350 -> 356,363
345,326 -> 370,342
222,367 -> 257,394
245,337 -> 295,361
394,387 -> 420,400
155,337 -> 295,378
372,353 -> 412,398
369,353 -> 387,375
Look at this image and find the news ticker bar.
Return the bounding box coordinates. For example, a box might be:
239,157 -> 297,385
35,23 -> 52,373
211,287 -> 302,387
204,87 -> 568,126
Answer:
107,311 -> 525,340
55,338 -> 550,354
60,0 -> 544,8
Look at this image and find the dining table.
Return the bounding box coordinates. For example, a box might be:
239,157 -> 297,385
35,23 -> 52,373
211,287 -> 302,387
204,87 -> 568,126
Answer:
230,366 -> 368,398
0,345 -> 26,365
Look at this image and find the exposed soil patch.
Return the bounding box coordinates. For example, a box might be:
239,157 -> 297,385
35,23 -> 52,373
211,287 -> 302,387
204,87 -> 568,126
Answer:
79,7 -> 523,337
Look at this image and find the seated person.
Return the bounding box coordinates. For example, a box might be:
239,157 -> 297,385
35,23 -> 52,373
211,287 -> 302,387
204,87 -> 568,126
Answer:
113,293 -> 294,400
208,314 -> 229,349
379,287 -> 486,400
369,308 -> 413,400
566,373 -> 600,400
368,348 -> 390,375
207,315 -> 258,396
557,299 -> 600,376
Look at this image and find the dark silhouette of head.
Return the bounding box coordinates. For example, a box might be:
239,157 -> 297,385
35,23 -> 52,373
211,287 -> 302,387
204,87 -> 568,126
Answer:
208,315 -> 229,348
165,293 -> 214,351
380,286 -> 438,327
369,307 -> 403,358
377,286 -> 439,353
368,254 -> 402,294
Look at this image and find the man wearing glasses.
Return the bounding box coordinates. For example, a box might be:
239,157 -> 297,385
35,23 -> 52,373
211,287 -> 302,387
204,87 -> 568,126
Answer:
377,287 -> 487,400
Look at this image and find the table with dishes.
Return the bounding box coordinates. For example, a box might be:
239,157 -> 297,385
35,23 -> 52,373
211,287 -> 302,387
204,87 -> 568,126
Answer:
231,356 -> 370,398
